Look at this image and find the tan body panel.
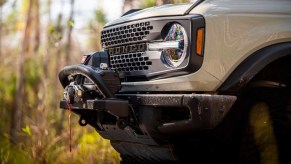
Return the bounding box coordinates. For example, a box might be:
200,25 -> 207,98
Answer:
121,0 -> 291,92
105,3 -> 193,27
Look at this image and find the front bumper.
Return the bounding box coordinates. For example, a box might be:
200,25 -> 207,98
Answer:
60,93 -> 236,161
60,93 -> 236,139
117,94 -> 236,132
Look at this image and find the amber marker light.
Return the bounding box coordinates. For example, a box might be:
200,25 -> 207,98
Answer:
196,28 -> 204,56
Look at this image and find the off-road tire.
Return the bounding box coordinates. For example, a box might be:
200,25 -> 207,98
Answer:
238,87 -> 291,164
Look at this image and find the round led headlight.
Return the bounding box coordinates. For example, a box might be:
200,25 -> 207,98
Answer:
161,23 -> 188,68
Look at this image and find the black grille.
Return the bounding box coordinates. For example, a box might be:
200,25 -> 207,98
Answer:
101,21 -> 153,47
110,52 -> 152,72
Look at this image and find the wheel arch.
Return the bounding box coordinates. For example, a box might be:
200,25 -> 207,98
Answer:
219,42 -> 291,92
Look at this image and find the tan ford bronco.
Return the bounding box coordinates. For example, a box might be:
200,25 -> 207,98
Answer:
59,0 -> 291,163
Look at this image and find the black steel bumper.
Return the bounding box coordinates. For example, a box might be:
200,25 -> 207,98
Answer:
119,94 -> 236,133
60,93 -> 236,162
60,93 -> 236,135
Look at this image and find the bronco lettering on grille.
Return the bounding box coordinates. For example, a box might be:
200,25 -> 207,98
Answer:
108,43 -> 147,56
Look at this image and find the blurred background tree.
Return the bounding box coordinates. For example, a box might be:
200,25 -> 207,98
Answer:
0,0 -> 191,163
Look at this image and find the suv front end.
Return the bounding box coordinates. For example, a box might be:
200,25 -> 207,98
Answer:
58,2 -> 239,163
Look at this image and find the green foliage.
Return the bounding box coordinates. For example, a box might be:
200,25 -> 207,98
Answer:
67,20 -> 74,28
22,125 -> 32,136
48,24 -> 63,43
77,130 -> 120,163
3,8 -> 21,32
25,59 -> 41,88
140,0 -> 156,8
172,0 -> 190,3
0,138 -> 32,164
95,9 -> 107,25
0,73 -> 16,133
0,73 -> 17,102
139,0 -> 190,9
0,1 -> 121,164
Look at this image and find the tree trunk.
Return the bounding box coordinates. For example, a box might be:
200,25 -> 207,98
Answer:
122,0 -> 134,14
0,0 -> 4,57
56,0 -> 75,135
163,0 -> 171,3
33,0 -> 40,53
54,13 -> 63,135
0,5 -> 2,57
42,0 -> 51,119
43,0 -> 51,76
11,0 -> 33,143
65,0 -> 74,64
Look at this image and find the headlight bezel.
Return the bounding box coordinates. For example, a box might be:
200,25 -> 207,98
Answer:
161,23 -> 189,68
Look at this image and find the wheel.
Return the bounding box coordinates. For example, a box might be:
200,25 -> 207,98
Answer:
238,87 -> 291,164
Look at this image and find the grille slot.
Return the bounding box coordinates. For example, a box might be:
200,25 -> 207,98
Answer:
110,52 -> 152,72
101,21 -> 153,48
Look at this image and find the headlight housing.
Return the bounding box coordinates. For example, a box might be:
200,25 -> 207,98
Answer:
161,23 -> 188,68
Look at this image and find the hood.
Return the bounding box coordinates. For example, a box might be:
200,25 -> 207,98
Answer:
105,3 -> 195,27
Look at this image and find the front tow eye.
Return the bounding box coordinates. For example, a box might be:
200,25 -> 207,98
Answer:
79,117 -> 88,126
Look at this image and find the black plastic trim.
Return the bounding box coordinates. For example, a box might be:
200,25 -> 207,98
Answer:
219,42 -> 291,92
122,9 -> 142,17
184,0 -> 205,15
